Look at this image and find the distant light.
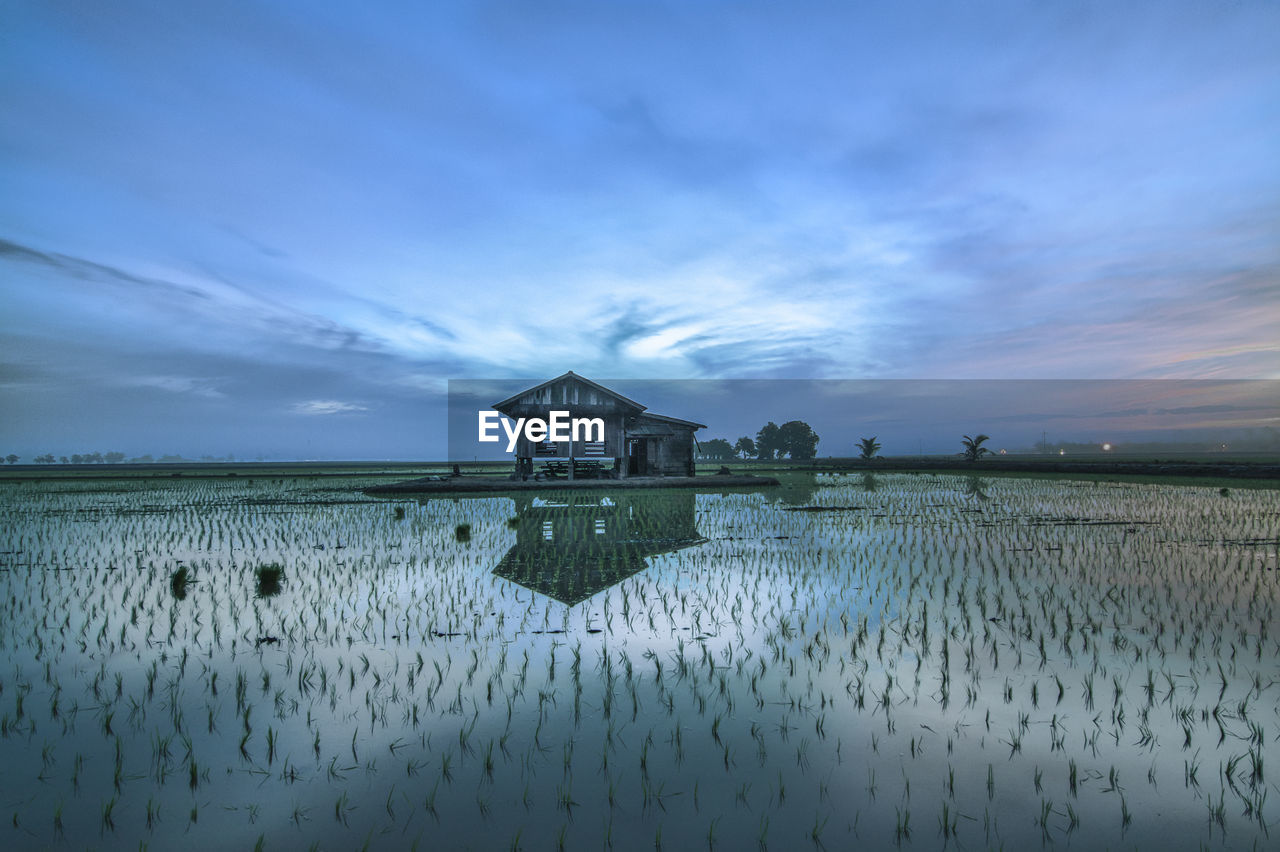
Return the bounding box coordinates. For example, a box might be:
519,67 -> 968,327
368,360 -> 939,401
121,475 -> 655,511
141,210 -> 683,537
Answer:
998,448 -> 1007,455
1059,449 -> 1066,456
1102,443 -> 1112,451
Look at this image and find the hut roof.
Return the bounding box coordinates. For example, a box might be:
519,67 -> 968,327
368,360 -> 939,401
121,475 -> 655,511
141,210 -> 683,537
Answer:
492,370 -> 646,413
633,411 -> 707,430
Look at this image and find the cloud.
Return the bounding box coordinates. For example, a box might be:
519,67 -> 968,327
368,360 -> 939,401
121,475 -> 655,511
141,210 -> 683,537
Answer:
0,236 -> 402,362
0,237 -> 210,300
289,400 -> 369,416
120,375 -> 225,399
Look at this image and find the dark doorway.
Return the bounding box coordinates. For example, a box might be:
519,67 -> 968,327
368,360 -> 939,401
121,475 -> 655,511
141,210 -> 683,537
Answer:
627,438 -> 647,476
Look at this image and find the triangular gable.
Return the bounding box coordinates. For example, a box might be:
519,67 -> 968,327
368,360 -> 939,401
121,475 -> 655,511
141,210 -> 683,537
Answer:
493,371 -> 647,414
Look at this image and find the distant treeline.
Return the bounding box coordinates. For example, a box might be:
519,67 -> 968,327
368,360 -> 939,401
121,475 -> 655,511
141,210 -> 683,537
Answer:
699,420 -> 820,461
20,453 -> 238,464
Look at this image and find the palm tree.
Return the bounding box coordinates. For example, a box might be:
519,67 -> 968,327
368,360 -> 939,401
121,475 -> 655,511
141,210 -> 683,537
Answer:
857,437 -> 880,460
961,434 -> 992,462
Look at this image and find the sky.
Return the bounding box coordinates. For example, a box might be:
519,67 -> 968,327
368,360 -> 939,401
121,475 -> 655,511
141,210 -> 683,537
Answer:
2,1 -> 1278,459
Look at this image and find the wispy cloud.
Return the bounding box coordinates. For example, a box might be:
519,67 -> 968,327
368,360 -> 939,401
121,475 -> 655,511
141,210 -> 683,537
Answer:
290,400 -> 369,416
120,375 -> 225,399
0,238 -> 210,300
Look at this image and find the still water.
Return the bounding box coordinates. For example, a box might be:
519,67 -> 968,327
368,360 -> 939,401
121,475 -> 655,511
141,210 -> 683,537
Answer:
1,472 -> 1276,849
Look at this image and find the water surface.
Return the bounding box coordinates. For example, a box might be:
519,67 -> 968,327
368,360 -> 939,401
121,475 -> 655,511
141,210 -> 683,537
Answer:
1,472 -> 1276,849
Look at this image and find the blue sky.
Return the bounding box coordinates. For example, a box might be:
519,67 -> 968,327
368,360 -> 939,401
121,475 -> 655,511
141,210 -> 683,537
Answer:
2,1 -> 1278,458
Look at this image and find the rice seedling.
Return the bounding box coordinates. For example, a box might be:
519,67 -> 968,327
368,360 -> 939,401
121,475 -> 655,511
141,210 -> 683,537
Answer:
170,566 -> 192,600
254,563 -> 284,598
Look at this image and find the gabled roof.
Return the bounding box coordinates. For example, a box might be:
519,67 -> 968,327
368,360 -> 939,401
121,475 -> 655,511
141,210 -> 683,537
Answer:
493,371 -> 647,413
627,421 -> 675,437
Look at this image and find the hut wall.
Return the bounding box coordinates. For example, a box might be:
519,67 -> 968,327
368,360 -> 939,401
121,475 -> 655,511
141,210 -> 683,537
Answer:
506,409 -> 626,458
650,429 -> 696,476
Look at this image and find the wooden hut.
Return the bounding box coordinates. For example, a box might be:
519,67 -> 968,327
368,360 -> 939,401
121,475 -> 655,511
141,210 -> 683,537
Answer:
493,371 -> 705,479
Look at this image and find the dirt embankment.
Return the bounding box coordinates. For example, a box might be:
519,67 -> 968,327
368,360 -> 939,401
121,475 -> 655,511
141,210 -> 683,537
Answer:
811,459 -> 1280,480
364,473 -> 781,495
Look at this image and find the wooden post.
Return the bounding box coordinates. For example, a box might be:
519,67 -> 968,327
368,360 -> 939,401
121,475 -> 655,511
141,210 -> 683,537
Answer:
567,436 -> 574,480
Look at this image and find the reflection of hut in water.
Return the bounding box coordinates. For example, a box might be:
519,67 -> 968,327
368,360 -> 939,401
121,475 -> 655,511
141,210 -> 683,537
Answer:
493,491 -> 705,605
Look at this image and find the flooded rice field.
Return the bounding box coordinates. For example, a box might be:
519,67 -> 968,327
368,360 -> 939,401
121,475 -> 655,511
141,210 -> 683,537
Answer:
1,472 -> 1277,850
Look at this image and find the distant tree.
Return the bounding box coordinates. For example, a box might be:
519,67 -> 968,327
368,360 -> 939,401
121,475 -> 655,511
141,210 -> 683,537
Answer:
70,454 -> 84,464
961,434 -> 992,462
59,456 -> 69,464
857,436 -> 881,460
104,452 -> 126,464
734,437 -> 756,459
132,454 -> 154,463
755,422 -> 782,460
4,454 -> 17,465
701,438 -> 735,460
778,420 -> 820,460
34,454 -> 55,464
87,451 -> 103,464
